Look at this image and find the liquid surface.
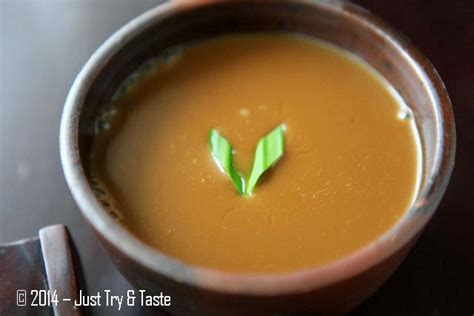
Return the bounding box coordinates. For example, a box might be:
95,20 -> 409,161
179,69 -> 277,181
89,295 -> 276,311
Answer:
92,34 -> 420,273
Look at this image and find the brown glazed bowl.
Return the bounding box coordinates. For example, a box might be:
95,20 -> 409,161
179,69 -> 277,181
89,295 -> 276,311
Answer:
60,1 -> 455,315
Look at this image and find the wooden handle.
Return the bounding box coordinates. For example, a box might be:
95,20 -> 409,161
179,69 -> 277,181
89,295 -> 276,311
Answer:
39,225 -> 83,316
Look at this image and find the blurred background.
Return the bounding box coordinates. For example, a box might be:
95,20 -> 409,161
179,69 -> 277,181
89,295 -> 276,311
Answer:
1,1 -> 473,315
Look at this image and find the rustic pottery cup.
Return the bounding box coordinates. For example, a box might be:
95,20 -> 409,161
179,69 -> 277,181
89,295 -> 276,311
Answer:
60,1 -> 455,315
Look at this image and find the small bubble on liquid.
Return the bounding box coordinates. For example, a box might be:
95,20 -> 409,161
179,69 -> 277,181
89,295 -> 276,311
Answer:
398,108 -> 413,120
239,108 -> 250,117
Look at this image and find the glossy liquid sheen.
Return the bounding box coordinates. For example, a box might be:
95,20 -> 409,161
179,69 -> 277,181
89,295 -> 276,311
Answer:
92,34 -> 421,273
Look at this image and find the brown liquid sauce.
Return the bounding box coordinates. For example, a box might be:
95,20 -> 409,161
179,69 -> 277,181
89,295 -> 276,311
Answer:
91,34 -> 421,273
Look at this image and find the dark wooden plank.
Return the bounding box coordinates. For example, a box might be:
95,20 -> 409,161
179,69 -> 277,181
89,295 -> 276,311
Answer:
0,238 -> 51,316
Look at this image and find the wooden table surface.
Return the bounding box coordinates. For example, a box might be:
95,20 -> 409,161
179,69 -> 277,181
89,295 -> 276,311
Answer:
1,1 -> 472,315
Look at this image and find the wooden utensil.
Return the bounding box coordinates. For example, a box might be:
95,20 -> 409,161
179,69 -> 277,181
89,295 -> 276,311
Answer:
0,225 -> 84,316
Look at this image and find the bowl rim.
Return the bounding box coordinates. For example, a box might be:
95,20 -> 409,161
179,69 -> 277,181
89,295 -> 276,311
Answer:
60,0 -> 455,296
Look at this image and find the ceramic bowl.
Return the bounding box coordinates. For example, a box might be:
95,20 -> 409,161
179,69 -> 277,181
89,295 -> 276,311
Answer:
60,1 -> 455,315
